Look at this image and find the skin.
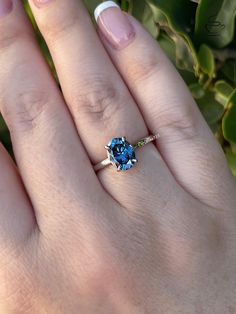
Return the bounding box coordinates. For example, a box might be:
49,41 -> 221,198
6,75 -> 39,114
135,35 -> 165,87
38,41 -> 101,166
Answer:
0,0 -> 236,313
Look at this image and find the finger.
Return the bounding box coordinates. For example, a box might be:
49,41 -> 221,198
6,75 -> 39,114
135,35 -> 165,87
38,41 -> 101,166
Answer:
96,3 -> 234,208
28,0 -> 147,164
0,144 -> 35,262
0,0 -> 102,232
27,0 -> 180,206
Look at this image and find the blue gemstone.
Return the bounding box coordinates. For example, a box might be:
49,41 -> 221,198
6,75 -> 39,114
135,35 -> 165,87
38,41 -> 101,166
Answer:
107,137 -> 137,171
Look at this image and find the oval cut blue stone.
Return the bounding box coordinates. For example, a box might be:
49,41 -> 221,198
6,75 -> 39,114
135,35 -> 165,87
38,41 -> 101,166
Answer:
107,138 -> 137,171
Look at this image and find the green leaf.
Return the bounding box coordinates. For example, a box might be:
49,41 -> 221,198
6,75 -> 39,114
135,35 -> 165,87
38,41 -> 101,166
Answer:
147,0 -> 199,74
147,0 -> 197,35
198,44 -> 215,78
214,80 -> 234,106
158,32 -> 200,77
222,89 -> 236,143
209,121 -> 222,136
0,115 -> 7,133
148,3 -> 168,25
195,0 -> 236,48
174,35 -> 196,72
220,59 -> 236,86
231,143 -> 236,155
0,116 -> 12,158
197,90 -> 225,124
132,2 -> 159,38
178,70 -> 198,86
158,32 -> 176,64
120,0 -> 129,11
225,149 -> 236,177
159,29 -> 197,72
189,82 -> 205,99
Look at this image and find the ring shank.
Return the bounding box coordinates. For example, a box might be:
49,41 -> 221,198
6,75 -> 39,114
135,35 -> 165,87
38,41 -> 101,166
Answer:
94,158 -> 111,172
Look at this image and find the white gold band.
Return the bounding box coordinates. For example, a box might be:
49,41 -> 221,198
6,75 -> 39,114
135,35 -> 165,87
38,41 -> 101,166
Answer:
94,158 -> 111,172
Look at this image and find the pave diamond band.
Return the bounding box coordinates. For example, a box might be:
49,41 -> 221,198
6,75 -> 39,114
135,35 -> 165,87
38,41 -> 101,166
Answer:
94,134 -> 160,172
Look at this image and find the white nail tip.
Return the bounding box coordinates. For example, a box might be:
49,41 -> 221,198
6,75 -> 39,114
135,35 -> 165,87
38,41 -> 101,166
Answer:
94,1 -> 120,22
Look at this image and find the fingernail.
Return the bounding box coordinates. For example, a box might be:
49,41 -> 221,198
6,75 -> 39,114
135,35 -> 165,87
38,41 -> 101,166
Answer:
32,0 -> 53,8
0,0 -> 13,18
94,1 -> 135,50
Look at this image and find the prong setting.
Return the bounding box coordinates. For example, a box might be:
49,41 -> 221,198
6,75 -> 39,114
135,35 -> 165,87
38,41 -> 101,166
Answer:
95,134 -> 159,172
105,137 -> 136,171
117,165 -> 122,172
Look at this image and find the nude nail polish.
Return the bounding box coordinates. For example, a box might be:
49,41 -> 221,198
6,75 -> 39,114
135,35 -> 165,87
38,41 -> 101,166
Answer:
0,0 -> 12,18
94,1 -> 135,50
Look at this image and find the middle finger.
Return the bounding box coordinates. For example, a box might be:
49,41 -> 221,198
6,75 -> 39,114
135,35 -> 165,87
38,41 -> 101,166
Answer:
28,0 -> 179,204
29,0 -> 148,162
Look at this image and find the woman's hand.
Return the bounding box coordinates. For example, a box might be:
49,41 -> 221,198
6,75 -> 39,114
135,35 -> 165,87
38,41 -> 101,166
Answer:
0,0 -> 236,313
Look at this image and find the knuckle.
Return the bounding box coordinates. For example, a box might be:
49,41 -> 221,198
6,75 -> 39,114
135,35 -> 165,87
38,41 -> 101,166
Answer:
157,102 -> 199,142
46,18 -> 76,40
42,12 -> 81,41
39,2 -> 90,41
3,88 -> 49,133
0,28 -> 19,51
126,51 -> 161,83
74,80 -> 124,125
0,26 -> 31,51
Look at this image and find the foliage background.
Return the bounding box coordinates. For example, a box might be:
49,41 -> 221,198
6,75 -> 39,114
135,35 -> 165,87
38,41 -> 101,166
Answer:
0,0 -> 236,177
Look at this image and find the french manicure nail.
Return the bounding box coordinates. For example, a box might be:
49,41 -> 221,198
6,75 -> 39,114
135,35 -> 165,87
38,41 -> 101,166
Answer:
0,0 -> 12,18
94,1 -> 135,50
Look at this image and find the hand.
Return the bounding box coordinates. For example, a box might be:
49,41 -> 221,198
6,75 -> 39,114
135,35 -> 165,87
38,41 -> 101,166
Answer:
0,0 -> 236,313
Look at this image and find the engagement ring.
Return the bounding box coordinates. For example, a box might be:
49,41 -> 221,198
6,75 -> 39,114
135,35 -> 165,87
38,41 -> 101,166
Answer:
94,134 -> 159,172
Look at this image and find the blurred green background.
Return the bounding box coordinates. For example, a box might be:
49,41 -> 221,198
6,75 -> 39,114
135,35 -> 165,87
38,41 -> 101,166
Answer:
1,0 -> 236,177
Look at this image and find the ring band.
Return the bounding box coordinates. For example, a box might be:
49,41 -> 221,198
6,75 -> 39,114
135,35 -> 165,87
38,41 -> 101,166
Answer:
94,134 -> 160,172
